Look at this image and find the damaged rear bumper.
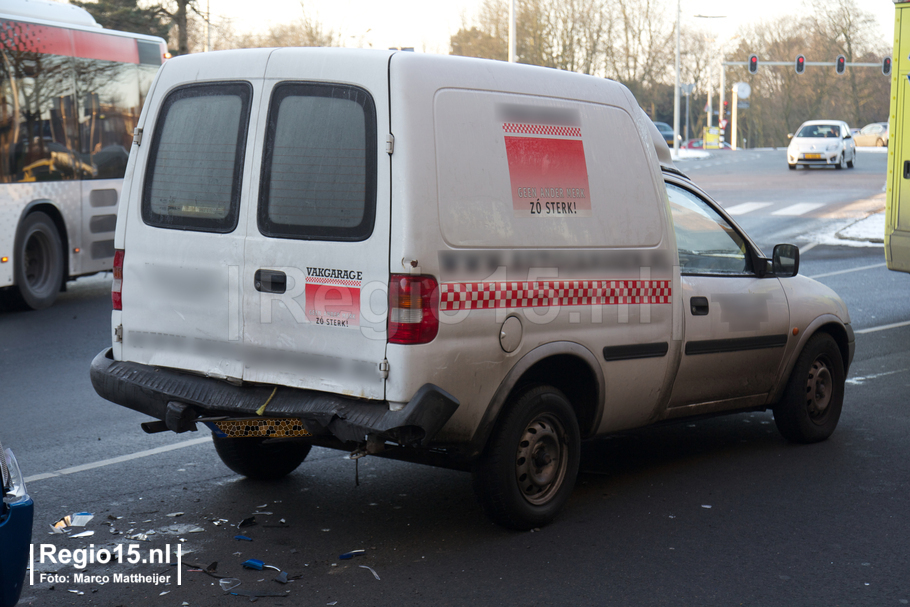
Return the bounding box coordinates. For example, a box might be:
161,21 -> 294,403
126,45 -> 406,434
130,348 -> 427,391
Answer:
90,348 -> 459,447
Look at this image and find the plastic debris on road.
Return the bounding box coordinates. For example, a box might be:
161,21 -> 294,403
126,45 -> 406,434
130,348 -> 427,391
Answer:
219,578 -> 241,591
242,558 -> 281,572
70,530 -> 94,539
359,565 -> 380,580
701,505 -> 712,509
339,550 -> 365,560
274,571 -> 289,584
234,535 -> 252,541
166,512 -> 184,517
70,513 -> 94,526
237,516 -> 257,529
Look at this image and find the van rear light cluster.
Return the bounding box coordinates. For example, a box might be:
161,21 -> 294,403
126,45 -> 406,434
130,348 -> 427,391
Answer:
388,274 -> 439,345
112,249 -> 124,310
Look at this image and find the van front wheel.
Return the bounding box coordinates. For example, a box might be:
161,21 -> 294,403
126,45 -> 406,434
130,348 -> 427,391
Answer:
773,333 -> 845,444
213,435 -> 311,480
472,385 -> 580,530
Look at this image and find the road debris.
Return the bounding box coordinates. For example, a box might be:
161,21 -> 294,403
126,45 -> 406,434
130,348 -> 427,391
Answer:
166,512 -> 185,517
242,559 -> 281,572
359,565 -> 380,580
219,578 -> 241,591
237,516 -> 257,529
70,531 -> 95,538
234,535 -> 253,542
339,550 -> 365,560
273,571 -> 289,584
70,513 -> 94,526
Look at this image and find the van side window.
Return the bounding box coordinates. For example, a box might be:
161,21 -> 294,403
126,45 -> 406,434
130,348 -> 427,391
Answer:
666,182 -> 751,275
258,83 -> 377,241
141,82 -> 252,232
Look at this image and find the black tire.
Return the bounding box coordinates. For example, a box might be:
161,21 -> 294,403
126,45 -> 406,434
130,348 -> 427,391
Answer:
472,385 -> 580,530
14,212 -> 64,310
847,152 -> 855,168
213,435 -> 311,480
876,137 -> 884,147
788,164 -> 796,170
835,154 -> 845,170
773,333 -> 845,444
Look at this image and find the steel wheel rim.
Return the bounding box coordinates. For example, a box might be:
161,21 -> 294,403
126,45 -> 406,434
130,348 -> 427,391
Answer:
806,357 -> 833,423
515,413 -> 568,505
23,229 -> 52,292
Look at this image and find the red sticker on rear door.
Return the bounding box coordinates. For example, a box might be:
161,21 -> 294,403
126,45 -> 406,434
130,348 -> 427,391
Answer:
503,123 -> 591,217
305,268 -> 361,328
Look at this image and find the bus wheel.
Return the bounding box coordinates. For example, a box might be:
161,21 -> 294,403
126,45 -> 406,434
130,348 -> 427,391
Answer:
14,212 -> 64,310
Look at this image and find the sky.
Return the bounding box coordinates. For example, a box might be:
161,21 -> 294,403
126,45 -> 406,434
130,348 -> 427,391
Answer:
204,0 -> 896,55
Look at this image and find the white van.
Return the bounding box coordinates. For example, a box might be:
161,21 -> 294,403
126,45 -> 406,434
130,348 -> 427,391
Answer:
91,49 -> 854,529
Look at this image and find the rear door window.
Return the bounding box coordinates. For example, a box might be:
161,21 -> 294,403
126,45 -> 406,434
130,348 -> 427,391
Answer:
258,83 -> 377,241
142,82 -> 252,232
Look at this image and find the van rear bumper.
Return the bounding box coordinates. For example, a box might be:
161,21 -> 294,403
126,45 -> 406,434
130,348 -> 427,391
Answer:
90,348 -> 459,447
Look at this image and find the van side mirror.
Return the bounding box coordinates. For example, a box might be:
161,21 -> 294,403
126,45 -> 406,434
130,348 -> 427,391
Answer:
772,244 -> 799,277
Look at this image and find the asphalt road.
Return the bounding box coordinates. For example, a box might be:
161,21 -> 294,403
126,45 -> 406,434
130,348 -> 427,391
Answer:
2,148 -> 908,606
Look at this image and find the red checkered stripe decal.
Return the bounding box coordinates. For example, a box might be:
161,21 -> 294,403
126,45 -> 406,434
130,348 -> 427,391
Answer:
502,123 -> 582,138
439,280 -> 672,311
306,276 -> 361,287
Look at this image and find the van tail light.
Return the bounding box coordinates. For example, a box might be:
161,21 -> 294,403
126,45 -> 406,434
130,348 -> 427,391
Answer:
112,249 -> 124,310
388,274 -> 439,345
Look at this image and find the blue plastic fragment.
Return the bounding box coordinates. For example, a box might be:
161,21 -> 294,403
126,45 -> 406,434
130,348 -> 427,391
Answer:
339,549 -> 366,560
234,535 -> 253,541
242,558 -> 265,570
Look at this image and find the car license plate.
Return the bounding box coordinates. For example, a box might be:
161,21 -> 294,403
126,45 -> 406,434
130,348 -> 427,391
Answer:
805,153 -> 822,159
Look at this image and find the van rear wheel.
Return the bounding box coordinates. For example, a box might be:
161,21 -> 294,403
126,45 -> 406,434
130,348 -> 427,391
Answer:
472,385 -> 580,530
213,435 -> 311,480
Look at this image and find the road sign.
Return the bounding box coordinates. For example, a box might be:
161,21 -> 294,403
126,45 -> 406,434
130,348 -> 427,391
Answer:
734,82 -> 751,99
719,119 -> 728,129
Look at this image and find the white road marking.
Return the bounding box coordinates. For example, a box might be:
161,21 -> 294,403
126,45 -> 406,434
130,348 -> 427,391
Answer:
725,202 -> 773,215
855,320 -> 910,334
772,203 -> 825,216
846,369 -> 906,385
799,243 -> 818,254
809,262 -> 888,279
23,436 -> 211,484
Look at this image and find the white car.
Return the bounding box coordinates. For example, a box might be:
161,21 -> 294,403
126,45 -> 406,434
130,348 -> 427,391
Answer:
787,120 -> 856,170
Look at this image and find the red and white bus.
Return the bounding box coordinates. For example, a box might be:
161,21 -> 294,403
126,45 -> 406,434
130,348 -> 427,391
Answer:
0,0 -> 167,309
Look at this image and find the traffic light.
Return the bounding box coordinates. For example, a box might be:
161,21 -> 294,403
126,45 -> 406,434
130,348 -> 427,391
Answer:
795,55 -> 805,75
723,100 -> 728,117
883,56 -> 892,76
835,55 -> 846,75
748,55 -> 758,74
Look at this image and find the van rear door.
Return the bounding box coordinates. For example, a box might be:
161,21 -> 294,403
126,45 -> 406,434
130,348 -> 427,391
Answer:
118,51 -> 269,380
240,49 -> 392,399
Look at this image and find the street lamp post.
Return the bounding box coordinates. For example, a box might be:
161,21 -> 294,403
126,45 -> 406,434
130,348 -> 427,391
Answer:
673,0 -> 680,154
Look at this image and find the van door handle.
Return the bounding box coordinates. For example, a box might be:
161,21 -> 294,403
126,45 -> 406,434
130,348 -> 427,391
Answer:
904,160 -> 910,179
254,269 -> 287,294
690,296 -> 709,316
